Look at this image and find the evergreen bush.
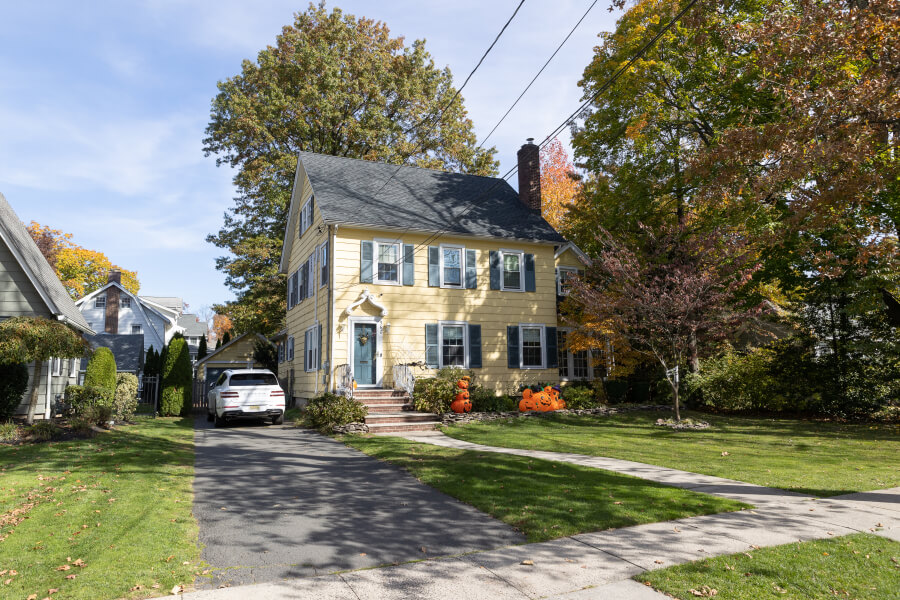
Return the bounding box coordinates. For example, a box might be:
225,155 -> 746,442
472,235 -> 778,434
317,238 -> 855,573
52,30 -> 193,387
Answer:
0,362 -> 29,419
160,338 -> 192,416
305,393 -> 367,432
84,347 -> 117,392
65,384 -> 114,418
114,373 -> 139,421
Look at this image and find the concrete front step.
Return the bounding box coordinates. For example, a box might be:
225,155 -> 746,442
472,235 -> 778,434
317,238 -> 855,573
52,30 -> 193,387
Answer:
366,421 -> 441,434
366,412 -> 437,425
358,396 -> 412,405
354,389 -> 409,398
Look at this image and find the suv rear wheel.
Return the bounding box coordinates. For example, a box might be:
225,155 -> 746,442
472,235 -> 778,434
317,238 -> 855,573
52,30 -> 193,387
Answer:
214,412 -> 226,428
271,413 -> 284,425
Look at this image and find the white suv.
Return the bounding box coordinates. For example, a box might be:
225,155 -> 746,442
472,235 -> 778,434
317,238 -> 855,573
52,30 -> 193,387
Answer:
207,369 -> 285,427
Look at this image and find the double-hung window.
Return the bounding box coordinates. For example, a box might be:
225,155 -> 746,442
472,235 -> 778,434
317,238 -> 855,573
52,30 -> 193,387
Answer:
120,297 -> 131,308
520,325 -> 545,369
440,246 -> 463,288
299,196 -> 313,237
319,242 -> 328,287
557,267 -> 579,296
440,323 -> 466,367
502,251 -> 524,291
51,357 -> 63,376
95,296 -> 106,309
132,324 -> 142,335
375,241 -> 400,284
304,325 -> 319,372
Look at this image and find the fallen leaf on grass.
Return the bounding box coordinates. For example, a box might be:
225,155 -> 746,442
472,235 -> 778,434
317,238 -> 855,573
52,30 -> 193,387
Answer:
27,595 -> 37,600
520,560 -> 534,566
72,559 -> 85,568
721,452 -> 729,457
55,565 -> 70,572
48,589 -> 58,594
171,584 -> 184,594
151,583 -> 160,589
130,585 -> 143,591
689,586 -> 717,597
65,575 -> 76,580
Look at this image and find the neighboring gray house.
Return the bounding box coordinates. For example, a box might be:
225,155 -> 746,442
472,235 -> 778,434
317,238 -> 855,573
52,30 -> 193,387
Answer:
74,275 -> 179,353
79,333 -> 145,379
0,192 -> 93,419
176,313 -> 208,361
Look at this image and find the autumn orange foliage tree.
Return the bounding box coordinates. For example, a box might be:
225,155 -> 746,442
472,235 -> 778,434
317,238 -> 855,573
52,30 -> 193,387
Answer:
539,138 -> 580,231
26,222 -> 139,299
212,314 -> 233,343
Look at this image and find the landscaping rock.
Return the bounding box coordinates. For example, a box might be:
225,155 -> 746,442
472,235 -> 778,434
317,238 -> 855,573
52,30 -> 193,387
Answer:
441,405 -> 672,425
332,422 -> 369,434
654,418 -> 710,430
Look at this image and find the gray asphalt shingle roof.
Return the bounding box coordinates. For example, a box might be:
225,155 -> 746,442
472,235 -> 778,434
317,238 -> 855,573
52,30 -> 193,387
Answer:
0,192 -> 92,332
177,314 -> 208,338
81,333 -> 144,373
298,151 -> 565,243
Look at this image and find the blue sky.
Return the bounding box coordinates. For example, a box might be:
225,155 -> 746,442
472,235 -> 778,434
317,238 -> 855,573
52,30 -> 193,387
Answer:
0,1 -> 617,316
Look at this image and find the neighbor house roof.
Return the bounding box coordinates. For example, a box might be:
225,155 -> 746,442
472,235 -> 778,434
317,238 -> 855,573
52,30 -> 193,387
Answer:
195,332 -> 269,368
139,296 -> 183,315
280,152 -> 566,271
80,333 -> 145,373
177,314 -> 208,338
0,192 -> 93,333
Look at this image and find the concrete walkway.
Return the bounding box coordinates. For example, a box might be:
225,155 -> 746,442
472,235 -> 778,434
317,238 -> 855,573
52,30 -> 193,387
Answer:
182,430 -> 899,599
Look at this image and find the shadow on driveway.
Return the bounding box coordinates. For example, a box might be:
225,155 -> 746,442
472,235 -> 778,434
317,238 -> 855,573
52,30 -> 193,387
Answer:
193,418 -> 525,588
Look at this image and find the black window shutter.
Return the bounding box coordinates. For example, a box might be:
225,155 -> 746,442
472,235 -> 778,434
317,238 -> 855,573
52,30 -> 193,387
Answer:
425,324 -> 439,368
360,241 -> 373,283
507,325 -> 519,369
489,251 -> 501,290
287,274 -> 292,309
317,323 -> 323,370
403,244 -> 415,286
525,254 -> 536,292
322,245 -> 329,286
302,331 -> 308,371
465,249 -> 477,289
468,324 -> 482,368
546,326 -> 558,369
428,246 -> 440,287
301,263 -> 308,300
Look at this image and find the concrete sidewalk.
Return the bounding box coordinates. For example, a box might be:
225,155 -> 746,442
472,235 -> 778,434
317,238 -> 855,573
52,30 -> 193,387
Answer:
181,431 -> 899,600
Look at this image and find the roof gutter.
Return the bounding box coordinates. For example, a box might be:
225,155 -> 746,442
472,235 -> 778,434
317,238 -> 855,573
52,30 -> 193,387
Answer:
318,219 -> 563,246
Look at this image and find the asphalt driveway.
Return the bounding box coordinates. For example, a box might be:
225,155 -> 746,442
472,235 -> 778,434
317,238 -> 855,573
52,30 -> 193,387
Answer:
193,418 -> 525,588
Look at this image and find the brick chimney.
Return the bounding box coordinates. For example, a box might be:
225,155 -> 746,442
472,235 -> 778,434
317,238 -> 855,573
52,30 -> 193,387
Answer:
104,270 -> 121,334
517,138 -> 542,211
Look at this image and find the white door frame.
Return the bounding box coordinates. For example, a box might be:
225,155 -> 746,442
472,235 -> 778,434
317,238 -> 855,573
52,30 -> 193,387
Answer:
347,316 -> 383,388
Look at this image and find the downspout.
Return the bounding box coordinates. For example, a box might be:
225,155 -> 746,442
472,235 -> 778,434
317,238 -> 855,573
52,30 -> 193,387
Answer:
328,224 -> 336,392
313,230 -> 320,397
44,360 -> 52,420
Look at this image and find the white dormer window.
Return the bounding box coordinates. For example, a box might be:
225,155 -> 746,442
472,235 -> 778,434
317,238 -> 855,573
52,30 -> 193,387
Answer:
557,267 -> 579,296
120,297 -> 131,308
132,325 -> 142,335
95,296 -> 106,308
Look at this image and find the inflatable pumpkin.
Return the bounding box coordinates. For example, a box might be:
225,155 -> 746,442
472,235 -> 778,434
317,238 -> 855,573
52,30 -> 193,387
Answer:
519,388 -> 538,412
455,390 -> 470,402
457,377 -> 470,390
536,391 -> 555,412
450,396 -> 472,413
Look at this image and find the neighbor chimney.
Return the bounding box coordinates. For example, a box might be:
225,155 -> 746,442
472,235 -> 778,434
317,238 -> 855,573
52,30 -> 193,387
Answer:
104,270 -> 121,334
517,138 -> 542,211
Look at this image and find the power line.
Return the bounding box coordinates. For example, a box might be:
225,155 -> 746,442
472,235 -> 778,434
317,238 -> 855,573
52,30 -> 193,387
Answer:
328,0 -> 702,292
479,0 -> 600,147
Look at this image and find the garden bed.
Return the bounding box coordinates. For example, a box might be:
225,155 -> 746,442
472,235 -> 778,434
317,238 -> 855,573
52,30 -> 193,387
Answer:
441,404 -> 671,425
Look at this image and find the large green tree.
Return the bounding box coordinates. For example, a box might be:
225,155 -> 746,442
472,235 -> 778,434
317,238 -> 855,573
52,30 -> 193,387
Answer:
204,2 -> 498,334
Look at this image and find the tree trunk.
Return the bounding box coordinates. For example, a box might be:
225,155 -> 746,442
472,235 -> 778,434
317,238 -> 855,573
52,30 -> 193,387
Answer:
673,383 -> 681,421
689,331 -> 700,373
26,359 -> 44,425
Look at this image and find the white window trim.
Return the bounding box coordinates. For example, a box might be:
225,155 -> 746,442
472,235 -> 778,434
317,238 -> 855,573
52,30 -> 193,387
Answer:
439,244 -> 465,289
438,320 -> 469,368
132,324 -> 142,334
299,196 -> 313,237
95,296 -> 106,308
557,266 -> 579,296
500,249 -> 525,292
51,357 -> 63,376
373,239 -> 402,286
519,323 -> 546,369
319,242 -> 328,288
120,297 -> 131,308
68,358 -> 78,379
305,324 -> 319,373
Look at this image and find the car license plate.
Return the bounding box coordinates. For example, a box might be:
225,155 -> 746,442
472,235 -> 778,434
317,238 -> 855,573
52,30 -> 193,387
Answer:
248,405 -> 260,411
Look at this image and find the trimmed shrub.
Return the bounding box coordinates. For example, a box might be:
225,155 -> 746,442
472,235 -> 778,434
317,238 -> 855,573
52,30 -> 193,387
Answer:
562,382 -> 606,409
113,373 -> 139,421
0,420 -> 19,442
469,386 -> 516,412
161,338 -> 192,416
65,384 -> 114,419
28,420 -> 60,441
84,347 -> 117,392
0,362 -> 29,419
306,393 -> 367,433
413,377 -> 455,414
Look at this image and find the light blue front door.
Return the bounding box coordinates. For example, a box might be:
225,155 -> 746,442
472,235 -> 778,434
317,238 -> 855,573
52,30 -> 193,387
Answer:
353,323 -> 377,386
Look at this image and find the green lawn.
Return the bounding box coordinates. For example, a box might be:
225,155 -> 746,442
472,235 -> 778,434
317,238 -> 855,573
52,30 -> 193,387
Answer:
343,435 -> 748,542
0,417 -> 200,599
636,533 -> 900,600
442,411 -> 900,496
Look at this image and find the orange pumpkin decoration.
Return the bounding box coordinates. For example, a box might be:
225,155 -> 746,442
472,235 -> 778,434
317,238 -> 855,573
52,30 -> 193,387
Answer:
451,396 -> 472,413
455,390 -> 470,402
536,390 -> 555,411
457,377 -> 470,390
519,388 -> 538,412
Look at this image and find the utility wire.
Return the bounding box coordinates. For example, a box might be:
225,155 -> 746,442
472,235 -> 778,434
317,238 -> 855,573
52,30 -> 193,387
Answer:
329,0 -> 702,292
479,0 -> 600,147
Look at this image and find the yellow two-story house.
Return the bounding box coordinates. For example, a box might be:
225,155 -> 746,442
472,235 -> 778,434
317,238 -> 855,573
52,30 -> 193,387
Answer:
276,141 -> 592,427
